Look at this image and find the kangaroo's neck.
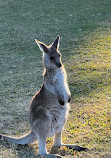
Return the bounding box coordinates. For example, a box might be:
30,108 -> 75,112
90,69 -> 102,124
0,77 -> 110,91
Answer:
44,67 -> 62,82
43,66 -> 71,104
43,67 -> 64,92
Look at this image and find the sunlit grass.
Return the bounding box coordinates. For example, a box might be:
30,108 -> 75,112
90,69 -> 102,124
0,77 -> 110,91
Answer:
64,28 -> 111,157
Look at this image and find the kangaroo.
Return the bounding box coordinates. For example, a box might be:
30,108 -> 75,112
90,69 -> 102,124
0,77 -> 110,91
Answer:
0,36 -> 87,157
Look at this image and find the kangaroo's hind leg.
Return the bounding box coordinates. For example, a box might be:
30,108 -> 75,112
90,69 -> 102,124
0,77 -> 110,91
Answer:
53,131 -> 87,151
34,121 -> 49,155
34,116 -> 62,157
53,132 -> 62,147
36,125 -> 62,158
37,134 -> 47,155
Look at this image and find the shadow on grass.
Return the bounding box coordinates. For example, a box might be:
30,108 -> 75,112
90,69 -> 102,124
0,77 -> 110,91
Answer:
0,140 -> 88,157
0,141 -> 37,158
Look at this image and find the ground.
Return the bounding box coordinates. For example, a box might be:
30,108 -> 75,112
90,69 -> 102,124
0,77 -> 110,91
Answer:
0,0 -> 111,157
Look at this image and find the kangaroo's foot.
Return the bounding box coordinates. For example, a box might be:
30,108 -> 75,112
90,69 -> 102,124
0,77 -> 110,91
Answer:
37,154 -> 62,158
61,144 -> 87,151
53,132 -> 87,152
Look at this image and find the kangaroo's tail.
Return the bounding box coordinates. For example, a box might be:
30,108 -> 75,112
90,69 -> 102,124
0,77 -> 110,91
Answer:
0,131 -> 36,145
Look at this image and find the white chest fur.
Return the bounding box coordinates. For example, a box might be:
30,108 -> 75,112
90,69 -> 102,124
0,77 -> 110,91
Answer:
44,67 -> 70,101
54,68 -> 70,103
45,68 -> 70,106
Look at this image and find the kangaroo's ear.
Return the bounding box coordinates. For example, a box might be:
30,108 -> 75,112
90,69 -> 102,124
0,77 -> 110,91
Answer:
35,39 -> 48,53
52,35 -> 60,49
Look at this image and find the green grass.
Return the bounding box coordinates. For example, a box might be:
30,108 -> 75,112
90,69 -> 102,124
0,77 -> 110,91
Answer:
0,0 -> 111,157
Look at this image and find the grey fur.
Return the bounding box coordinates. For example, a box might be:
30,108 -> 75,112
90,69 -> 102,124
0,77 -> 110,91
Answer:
0,131 -> 36,145
0,36 -> 87,157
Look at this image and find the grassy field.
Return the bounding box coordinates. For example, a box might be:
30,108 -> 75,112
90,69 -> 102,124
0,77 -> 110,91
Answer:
0,0 -> 111,157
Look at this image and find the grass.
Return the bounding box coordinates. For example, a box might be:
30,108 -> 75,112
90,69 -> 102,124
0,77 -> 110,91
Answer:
0,0 -> 111,157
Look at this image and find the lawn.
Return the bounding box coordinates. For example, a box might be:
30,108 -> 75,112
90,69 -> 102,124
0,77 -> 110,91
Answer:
0,0 -> 111,157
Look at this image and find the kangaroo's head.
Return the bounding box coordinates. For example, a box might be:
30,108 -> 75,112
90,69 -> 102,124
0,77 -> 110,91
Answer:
35,35 -> 62,69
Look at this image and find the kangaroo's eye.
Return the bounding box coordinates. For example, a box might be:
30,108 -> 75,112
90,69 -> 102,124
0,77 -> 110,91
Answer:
50,57 -> 54,60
